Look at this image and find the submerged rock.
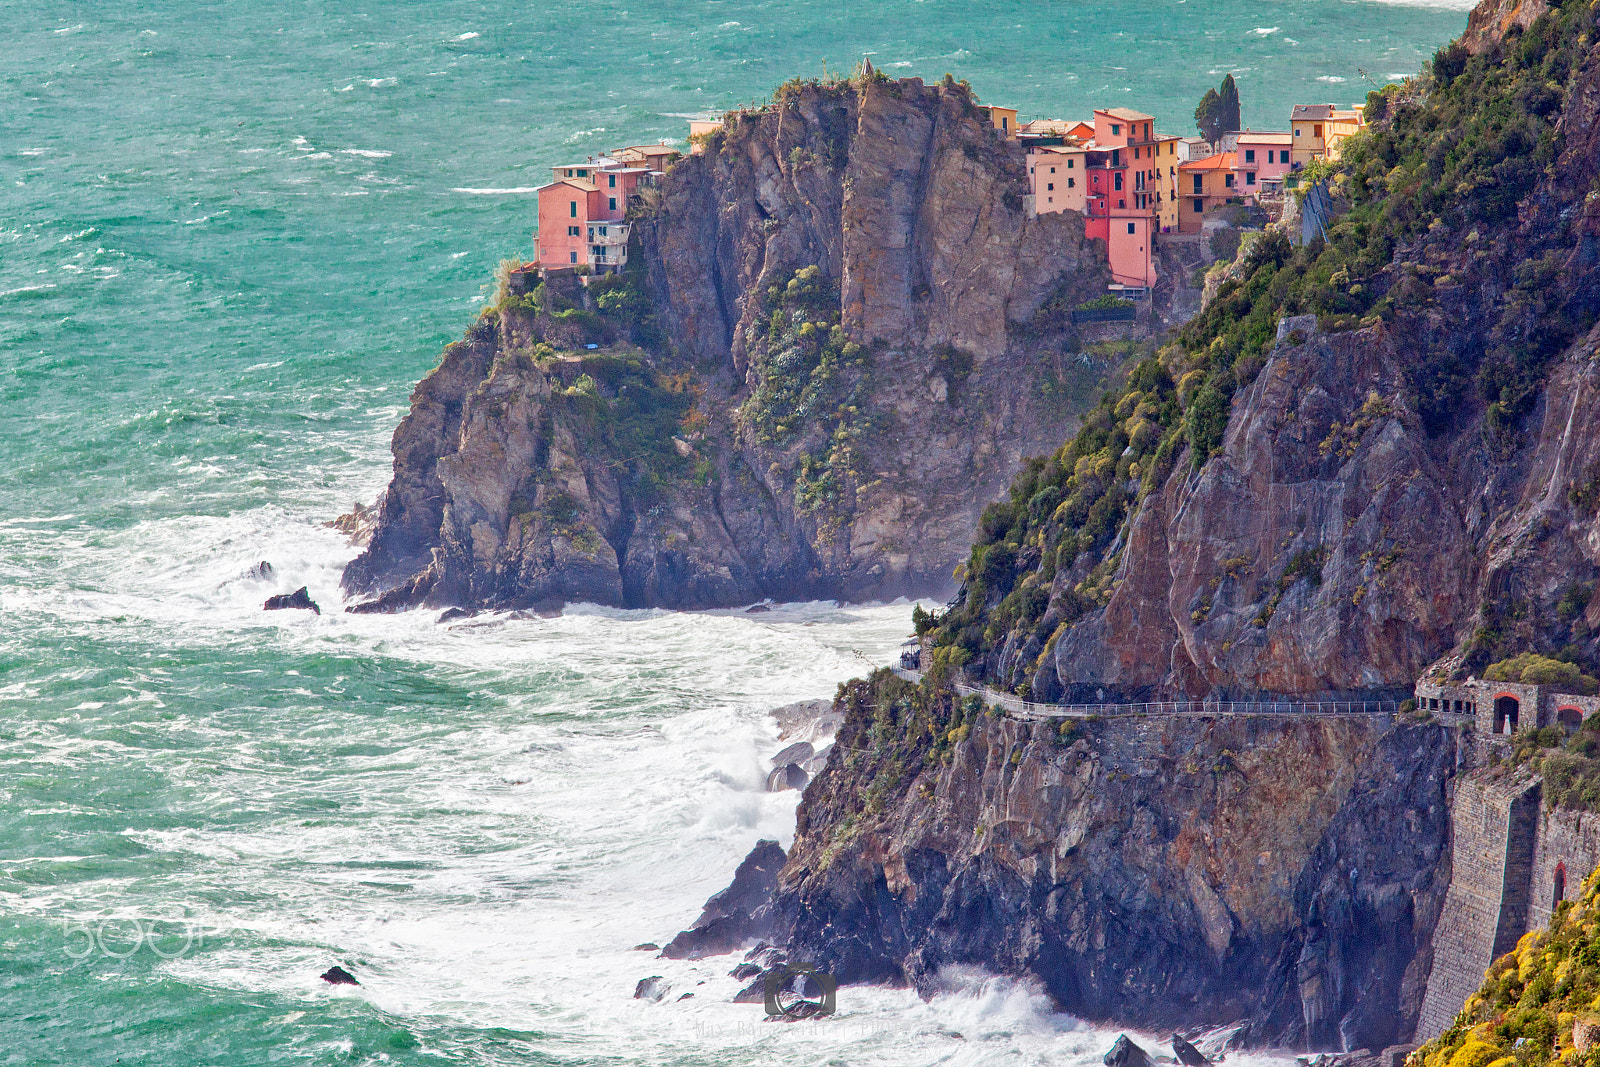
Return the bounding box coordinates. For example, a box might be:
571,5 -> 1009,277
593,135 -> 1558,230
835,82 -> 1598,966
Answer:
320,965 -> 359,986
1105,1035 -> 1155,1067
265,587 -> 320,615
245,560 -> 274,581
661,840 -> 786,959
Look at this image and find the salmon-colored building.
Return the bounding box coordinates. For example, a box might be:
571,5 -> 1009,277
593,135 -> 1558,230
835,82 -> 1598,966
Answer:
1028,144 -> 1088,214
1233,131 -> 1292,199
535,153 -> 660,271
1083,107 -> 1159,288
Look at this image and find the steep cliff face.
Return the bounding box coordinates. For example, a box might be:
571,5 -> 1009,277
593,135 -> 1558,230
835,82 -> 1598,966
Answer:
343,74 -> 1113,611
749,673 -> 1461,1048
924,0 -> 1600,697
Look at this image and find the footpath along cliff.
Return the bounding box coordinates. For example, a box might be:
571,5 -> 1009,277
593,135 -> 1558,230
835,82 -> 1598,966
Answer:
342,72 -> 1116,612
660,0 -> 1600,1051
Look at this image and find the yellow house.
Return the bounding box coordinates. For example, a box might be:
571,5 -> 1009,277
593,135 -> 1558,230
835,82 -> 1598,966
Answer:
1027,144 -> 1088,213
1149,135 -> 1182,232
982,106 -> 1019,139
1289,105 -> 1363,167
687,119 -> 724,154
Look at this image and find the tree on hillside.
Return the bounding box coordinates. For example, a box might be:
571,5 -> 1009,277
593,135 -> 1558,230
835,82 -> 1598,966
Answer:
1195,88 -> 1224,145
1218,74 -> 1241,133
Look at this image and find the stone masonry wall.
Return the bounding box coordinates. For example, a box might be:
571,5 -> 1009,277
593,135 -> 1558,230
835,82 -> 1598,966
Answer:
1529,807 -> 1600,931
1417,775 -> 1541,1039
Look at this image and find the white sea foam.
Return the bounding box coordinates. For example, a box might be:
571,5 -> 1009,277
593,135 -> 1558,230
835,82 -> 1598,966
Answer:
1253,26 -> 1279,35
453,31 -> 480,41
1318,75 -> 1348,82
450,186 -> 541,195
339,148 -> 392,159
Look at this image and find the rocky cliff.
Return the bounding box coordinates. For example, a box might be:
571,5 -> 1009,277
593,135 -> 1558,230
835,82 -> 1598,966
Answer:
680,671 -> 1463,1047
921,0 -> 1600,698
342,73 -> 1115,611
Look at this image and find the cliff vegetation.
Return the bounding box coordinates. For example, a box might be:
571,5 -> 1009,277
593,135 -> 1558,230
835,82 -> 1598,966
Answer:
1415,866 -> 1600,1067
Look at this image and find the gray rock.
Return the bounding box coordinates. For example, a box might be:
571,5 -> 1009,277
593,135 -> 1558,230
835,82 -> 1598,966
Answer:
633,976 -> 669,1002
771,741 -> 814,768
765,763 -> 808,792
264,587 -> 320,615
1173,1034 -> 1211,1067
1105,1035 -> 1155,1067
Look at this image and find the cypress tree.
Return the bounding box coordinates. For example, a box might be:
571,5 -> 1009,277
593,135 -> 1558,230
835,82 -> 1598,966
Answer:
1218,74 -> 1241,134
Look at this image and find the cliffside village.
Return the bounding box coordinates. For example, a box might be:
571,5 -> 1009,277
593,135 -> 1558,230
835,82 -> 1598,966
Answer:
530,97 -> 1364,292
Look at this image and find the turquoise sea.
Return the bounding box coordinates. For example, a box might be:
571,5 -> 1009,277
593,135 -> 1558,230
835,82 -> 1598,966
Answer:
2,2 -> 1471,1063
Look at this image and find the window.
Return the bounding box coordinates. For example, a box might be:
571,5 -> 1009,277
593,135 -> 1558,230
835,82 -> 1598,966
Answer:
1225,174 -> 1234,188
608,174 -> 616,188
1294,127 -> 1301,137
570,251 -> 578,263
1244,149 -> 1255,163
1192,174 -> 1202,194
1067,158 -> 1075,169
1114,173 -> 1122,191
1047,182 -> 1054,191
570,201 -> 578,218
1111,123 -> 1121,135
1050,166 -> 1056,173
1127,222 -> 1136,234
1246,172 -> 1256,185
1314,124 -> 1323,138
1193,198 -> 1202,212
609,197 -> 617,210
1118,198 -> 1125,208
1067,177 -> 1074,188
567,225 -> 580,236
599,225 -> 607,236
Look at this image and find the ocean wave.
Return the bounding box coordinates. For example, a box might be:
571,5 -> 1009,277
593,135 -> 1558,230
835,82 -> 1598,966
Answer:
453,31 -> 480,40
450,187 -> 541,195
340,148 -> 392,159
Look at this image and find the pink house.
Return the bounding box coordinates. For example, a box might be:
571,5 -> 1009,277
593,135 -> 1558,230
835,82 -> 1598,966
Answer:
535,157 -> 646,272
1232,131 -> 1292,200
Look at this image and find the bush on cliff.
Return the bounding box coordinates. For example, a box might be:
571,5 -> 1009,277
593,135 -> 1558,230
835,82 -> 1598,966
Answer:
1413,864 -> 1600,1067
1485,655 -> 1600,696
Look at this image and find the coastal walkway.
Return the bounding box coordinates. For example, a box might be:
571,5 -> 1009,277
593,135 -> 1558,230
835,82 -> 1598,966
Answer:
891,669 -> 1399,721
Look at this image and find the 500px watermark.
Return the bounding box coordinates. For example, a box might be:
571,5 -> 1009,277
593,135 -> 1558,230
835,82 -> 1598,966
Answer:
60,916 -> 233,960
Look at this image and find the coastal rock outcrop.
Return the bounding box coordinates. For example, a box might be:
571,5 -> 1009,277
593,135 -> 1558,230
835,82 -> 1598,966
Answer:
264,587 -> 320,615
671,672 -> 1464,1047
661,839 -> 787,960
343,74 -> 1115,611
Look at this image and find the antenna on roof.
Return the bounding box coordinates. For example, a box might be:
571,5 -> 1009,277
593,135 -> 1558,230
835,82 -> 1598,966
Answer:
1357,68 -> 1377,88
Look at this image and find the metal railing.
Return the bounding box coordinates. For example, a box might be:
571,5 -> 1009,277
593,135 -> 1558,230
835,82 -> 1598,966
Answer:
894,669 -> 1397,720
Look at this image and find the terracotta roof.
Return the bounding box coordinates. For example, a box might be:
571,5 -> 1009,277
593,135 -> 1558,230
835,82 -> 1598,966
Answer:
539,178 -> 598,192
1099,106 -> 1154,122
1178,152 -> 1237,172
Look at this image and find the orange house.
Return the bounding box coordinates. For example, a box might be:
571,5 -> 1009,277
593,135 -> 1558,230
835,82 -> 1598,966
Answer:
1176,152 -> 1239,233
